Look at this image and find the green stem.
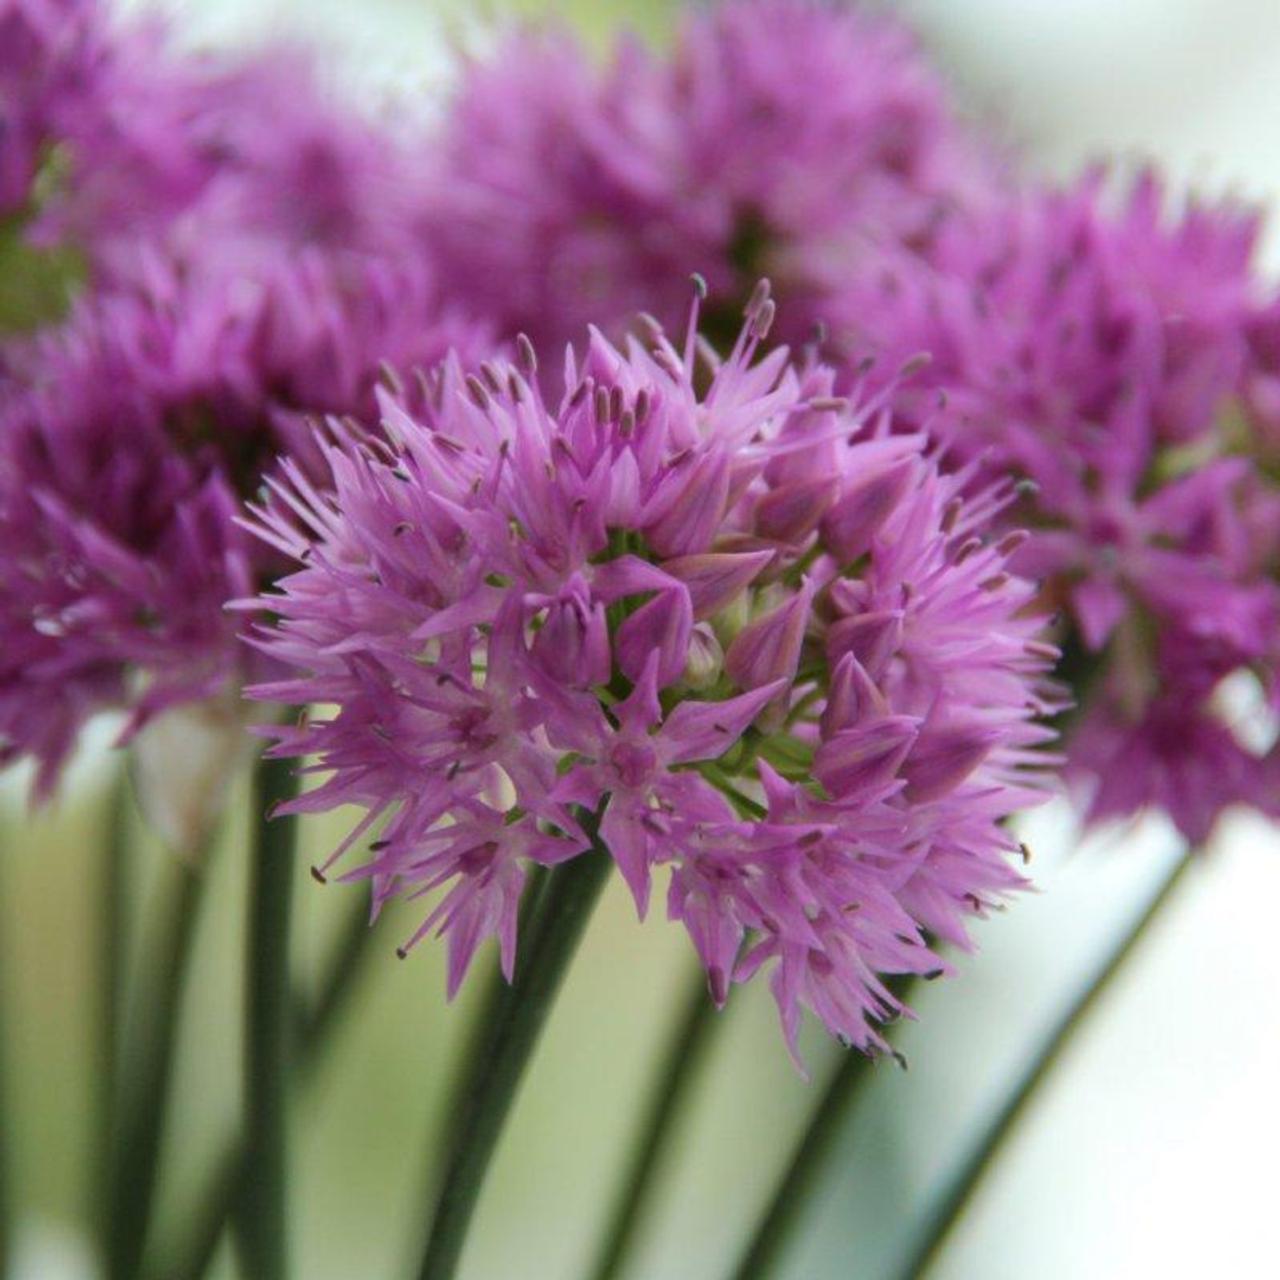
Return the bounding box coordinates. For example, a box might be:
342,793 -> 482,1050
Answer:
146,849 -> 429,1280
415,813 -> 613,1280
97,775 -> 130,1259
588,971 -> 719,1280
895,851 -> 1195,1280
238,755 -> 299,1280
106,855 -> 205,1280
144,895 -> 380,1280
295,895 -> 376,1052
730,974 -> 919,1280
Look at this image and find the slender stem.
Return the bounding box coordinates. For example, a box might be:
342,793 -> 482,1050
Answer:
97,775 -> 130,1258
143,881 -> 401,1280
156,1142 -> 239,1280
295,895 -> 376,1053
415,815 -> 613,1280
106,855 -> 205,1280
144,896 -> 377,1280
588,971 -> 719,1280
895,851 -> 1195,1280
238,755 -> 299,1280
731,973 -> 919,1280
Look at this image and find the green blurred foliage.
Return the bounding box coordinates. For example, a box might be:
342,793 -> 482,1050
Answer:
0,218 -> 82,333
470,0 -> 682,48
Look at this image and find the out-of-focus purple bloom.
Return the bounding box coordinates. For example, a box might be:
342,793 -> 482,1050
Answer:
423,0 -> 1003,362
246,290 -> 1057,1062
0,249 -> 485,799
2,0 -> 105,215
1,0 -> 213,245
2,0 -> 432,283
832,169 -> 1280,839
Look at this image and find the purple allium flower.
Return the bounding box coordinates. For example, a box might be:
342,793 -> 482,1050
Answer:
830,169 -> 1280,839
0,248 -> 485,799
2,0 -> 105,215
2,0 -> 432,287
1,0 -> 214,243
245,288 -> 1057,1062
423,0 -> 1002,363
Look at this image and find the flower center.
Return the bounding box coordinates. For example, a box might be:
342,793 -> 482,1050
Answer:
609,741 -> 658,789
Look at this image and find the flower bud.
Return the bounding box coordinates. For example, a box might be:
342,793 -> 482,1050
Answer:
813,716 -> 918,802
726,579 -> 815,691
130,695 -> 253,859
901,720 -> 1000,802
755,477 -> 840,543
822,457 -> 916,563
643,449 -> 730,557
680,624 -> 724,691
530,578 -> 611,688
663,549 -> 773,620
616,585 -> 695,689
824,608 -> 904,680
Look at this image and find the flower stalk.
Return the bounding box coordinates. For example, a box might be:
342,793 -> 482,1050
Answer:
895,851 -> 1196,1280
106,853 -> 206,1280
588,970 -> 720,1280
415,810 -> 613,1280
730,974 -> 918,1280
96,775 -> 130,1261
237,754 -> 299,1280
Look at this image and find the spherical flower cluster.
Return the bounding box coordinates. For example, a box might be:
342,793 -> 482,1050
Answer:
423,0 -> 1002,363
2,0 -> 433,290
0,0 -> 492,798
830,171 -> 1280,840
2,0 -> 214,245
0,249 -> 484,798
246,290 -> 1057,1061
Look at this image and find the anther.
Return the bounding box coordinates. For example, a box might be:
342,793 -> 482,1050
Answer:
941,496 -> 964,534
750,298 -> 776,340
378,360 -> 404,395
516,333 -> 538,376
465,375 -> 489,410
897,351 -> 932,379
745,277 -> 772,318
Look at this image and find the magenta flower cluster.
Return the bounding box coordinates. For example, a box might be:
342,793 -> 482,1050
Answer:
3,0 -> 1277,1053
424,0 -> 1001,361
0,0 -> 484,792
246,293 -> 1056,1058
423,2 -> 1280,842
830,172 -> 1280,839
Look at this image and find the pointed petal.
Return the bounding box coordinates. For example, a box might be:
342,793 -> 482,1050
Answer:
662,549 -> 774,619
664,679 -> 788,763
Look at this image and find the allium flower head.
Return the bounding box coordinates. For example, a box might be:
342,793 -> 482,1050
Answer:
2,0 -> 432,286
833,169 -> 1280,838
0,249 -> 485,798
1,0 -> 216,244
425,0 -> 1003,363
247,287 -> 1057,1062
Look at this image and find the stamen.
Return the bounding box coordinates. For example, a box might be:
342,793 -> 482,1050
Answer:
515,333 -> 538,377
465,375 -> 490,410
378,360 -> 404,395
